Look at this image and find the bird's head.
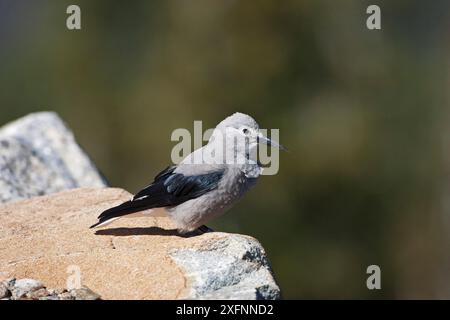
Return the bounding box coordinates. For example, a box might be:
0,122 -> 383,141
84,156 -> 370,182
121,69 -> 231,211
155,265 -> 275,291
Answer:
208,112 -> 286,165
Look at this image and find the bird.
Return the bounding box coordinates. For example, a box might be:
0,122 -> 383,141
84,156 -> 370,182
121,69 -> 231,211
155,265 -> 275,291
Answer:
90,112 -> 286,234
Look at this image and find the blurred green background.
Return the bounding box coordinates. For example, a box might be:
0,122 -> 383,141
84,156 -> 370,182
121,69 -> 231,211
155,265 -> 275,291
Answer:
1,0 -> 449,299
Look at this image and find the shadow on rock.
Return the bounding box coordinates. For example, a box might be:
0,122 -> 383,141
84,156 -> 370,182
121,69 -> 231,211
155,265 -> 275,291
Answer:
94,226 -> 206,238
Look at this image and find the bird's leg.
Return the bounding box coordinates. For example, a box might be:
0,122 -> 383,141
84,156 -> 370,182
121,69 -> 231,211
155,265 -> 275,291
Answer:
180,225 -> 214,237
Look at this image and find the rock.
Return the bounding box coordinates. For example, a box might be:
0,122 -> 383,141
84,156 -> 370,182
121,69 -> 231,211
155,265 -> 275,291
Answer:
170,235 -> 281,299
53,288 -> 67,295
39,295 -> 60,301
70,287 -> 101,300
26,288 -> 49,299
11,278 -> 44,299
0,112 -> 107,204
4,278 -> 16,290
58,291 -> 74,300
0,282 -> 10,299
0,277 -> 100,300
0,188 -> 280,300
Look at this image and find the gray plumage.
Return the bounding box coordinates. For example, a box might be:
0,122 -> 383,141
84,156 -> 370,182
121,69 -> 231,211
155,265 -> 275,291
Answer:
91,112 -> 284,234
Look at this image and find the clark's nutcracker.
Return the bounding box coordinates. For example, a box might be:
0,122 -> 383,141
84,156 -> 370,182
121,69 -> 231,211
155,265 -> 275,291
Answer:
90,112 -> 285,234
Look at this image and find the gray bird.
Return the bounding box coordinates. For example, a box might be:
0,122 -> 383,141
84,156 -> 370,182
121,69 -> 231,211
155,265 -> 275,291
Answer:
90,112 -> 285,234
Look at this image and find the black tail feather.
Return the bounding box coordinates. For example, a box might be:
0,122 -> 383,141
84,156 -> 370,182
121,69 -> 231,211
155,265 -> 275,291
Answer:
91,165 -> 225,229
90,199 -> 153,228
90,220 -> 107,229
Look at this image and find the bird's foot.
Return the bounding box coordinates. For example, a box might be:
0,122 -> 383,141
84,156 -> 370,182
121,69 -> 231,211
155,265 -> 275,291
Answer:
182,225 -> 214,237
197,225 -> 214,234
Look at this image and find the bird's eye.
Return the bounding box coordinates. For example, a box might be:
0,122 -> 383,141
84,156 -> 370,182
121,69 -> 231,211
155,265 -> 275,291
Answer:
242,128 -> 249,134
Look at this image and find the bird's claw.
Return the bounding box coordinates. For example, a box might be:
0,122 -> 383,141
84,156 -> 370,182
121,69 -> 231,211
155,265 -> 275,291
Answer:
197,225 -> 214,234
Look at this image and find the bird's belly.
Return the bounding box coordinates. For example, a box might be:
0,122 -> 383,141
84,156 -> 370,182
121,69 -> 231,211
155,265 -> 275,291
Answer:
167,174 -> 256,233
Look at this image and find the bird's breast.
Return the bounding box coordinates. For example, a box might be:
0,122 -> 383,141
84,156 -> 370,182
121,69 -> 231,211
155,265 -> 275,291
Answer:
166,165 -> 258,232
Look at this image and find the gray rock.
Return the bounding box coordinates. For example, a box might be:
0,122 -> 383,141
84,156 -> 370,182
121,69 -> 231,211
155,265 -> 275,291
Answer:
0,112 -> 107,203
38,295 -> 60,300
70,287 -> 101,300
58,292 -> 74,300
4,278 -> 16,290
26,288 -> 49,299
0,277 -> 102,300
11,278 -> 44,299
0,282 -> 10,299
170,234 -> 281,300
52,288 -> 67,295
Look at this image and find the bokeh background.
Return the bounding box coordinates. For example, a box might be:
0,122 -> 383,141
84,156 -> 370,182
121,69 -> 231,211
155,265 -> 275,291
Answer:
1,0 -> 449,299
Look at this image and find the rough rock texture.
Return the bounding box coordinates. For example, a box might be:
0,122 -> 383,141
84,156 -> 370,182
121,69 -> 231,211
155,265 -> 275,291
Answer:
0,278 -> 101,300
10,278 -> 44,299
0,112 -> 107,203
0,281 -> 9,299
171,236 -> 281,299
0,188 -> 280,300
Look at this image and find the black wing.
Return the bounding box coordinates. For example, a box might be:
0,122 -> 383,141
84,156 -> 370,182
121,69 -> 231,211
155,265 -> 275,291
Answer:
133,165 -> 177,200
90,166 -> 225,228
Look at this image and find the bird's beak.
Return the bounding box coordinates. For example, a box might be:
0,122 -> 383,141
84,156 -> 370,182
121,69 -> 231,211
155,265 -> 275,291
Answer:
257,133 -> 288,151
